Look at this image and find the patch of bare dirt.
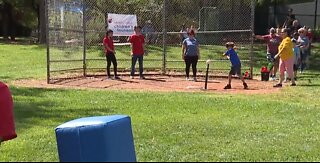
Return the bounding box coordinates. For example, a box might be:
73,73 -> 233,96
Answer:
12,75 -> 283,95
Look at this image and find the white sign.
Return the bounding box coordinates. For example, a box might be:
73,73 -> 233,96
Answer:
107,13 -> 137,36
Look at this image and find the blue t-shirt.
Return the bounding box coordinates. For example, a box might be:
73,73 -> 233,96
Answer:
183,38 -> 199,56
225,48 -> 241,66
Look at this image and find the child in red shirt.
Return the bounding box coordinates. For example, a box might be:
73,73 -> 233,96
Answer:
103,30 -> 120,80
0,81 -> 17,145
129,26 -> 146,79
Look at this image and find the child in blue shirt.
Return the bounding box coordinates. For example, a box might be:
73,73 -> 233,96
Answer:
223,42 -> 248,89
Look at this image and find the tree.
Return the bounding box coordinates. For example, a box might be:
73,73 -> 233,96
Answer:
0,0 -> 44,42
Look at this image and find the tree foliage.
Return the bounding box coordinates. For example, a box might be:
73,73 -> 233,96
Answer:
0,0 -> 38,29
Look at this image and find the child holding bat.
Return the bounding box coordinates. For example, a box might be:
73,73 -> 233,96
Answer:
223,42 -> 248,90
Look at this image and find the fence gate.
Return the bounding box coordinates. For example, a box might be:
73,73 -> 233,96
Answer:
46,0 -> 255,83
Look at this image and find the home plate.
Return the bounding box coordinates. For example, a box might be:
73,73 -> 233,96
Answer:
186,86 -> 204,90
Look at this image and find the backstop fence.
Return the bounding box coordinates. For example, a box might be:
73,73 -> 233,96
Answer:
46,0 -> 255,83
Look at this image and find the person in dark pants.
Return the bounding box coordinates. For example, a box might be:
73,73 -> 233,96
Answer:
129,26 -> 146,79
223,42 -> 248,90
103,30 -> 120,80
182,30 -> 200,82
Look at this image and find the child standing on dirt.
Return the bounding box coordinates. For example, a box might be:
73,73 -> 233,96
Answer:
223,42 -> 248,90
103,29 -> 120,80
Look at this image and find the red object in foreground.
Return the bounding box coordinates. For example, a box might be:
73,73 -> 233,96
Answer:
0,81 -> 17,141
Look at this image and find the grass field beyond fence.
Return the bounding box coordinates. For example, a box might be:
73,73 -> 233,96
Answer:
0,42 -> 320,162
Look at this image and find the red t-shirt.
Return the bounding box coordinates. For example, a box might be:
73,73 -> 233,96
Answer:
0,81 -> 17,141
306,32 -> 313,41
129,34 -> 145,55
262,34 -> 282,54
103,36 -> 114,53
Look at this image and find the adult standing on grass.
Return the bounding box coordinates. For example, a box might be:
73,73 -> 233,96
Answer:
297,28 -> 310,74
274,28 -> 296,87
130,26 -> 146,80
283,8 -> 296,29
254,28 -> 282,80
103,30 -> 120,80
182,30 -> 200,82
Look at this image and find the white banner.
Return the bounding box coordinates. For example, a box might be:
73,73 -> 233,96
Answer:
107,13 -> 137,36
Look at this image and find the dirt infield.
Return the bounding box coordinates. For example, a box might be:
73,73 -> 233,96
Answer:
12,75 -> 283,94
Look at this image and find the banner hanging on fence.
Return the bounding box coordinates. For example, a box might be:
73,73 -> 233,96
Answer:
107,13 -> 137,36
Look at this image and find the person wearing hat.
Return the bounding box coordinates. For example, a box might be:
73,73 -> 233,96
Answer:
254,28 -> 282,81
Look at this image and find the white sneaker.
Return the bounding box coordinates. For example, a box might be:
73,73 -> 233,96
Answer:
130,76 -> 134,79
186,77 -> 190,81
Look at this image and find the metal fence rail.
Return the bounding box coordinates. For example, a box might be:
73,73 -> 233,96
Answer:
46,0 -> 255,83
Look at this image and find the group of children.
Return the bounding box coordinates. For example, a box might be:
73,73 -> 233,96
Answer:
104,25 -> 249,90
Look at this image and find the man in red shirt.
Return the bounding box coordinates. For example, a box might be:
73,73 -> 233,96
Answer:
129,26 -> 146,79
103,30 -> 120,80
0,81 -> 17,145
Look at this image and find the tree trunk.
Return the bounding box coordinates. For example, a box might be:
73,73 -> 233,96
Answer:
39,0 -> 46,44
2,2 -> 13,40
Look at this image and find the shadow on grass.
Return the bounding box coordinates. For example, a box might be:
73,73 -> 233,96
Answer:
298,84 -> 320,87
10,87 -> 115,132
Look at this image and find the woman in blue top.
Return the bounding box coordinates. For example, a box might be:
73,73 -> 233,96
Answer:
223,42 -> 248,89
182,30 -> 200,81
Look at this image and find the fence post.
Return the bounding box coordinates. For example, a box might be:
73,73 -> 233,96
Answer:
83,0 -> 87,77
162,0 -> 167,75
46,0 -> 50,84
250,0 -> 255,79
315,0 -> 318,29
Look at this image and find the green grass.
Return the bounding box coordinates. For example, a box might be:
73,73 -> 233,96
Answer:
0,43 -> 47,82
1,86 -> 320,162
1,42 -> 320,161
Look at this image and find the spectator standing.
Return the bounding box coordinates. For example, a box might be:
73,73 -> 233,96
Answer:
182,30 -> 200,82
274,28 -> 296,87
306,27 -> 313,68
180,24 -> 189,44
292,32 -> 300,80
283,8 -> 296,29
297,28 -> 310,73
254,28 -> 282,80
129,26 -> 146,79
103,30 -> 120,80
142,20 -> 155,44
290,20 -> 303,35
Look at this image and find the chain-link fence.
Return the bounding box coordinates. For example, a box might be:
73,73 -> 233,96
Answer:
46,0 -> 255,83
